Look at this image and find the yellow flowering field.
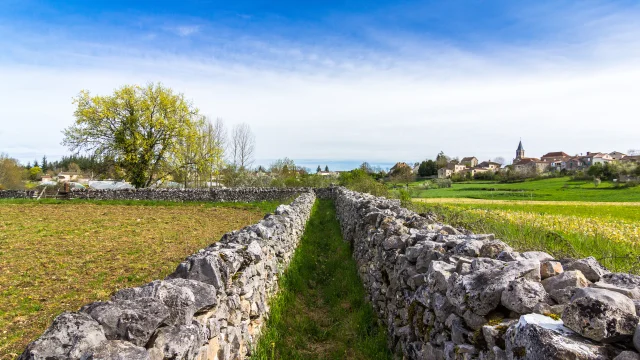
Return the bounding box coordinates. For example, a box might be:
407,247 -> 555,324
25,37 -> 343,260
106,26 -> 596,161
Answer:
465,208 -> 640,246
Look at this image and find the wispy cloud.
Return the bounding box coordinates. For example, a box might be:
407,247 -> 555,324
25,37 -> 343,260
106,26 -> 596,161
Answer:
172,25 -> 200,37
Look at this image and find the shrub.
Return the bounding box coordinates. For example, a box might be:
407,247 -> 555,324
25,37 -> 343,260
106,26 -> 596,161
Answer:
434,179 -> 452,188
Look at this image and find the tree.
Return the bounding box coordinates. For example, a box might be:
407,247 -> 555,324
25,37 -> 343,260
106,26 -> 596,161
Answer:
493,157 -> 506,165
231,123 -> 255,170
0,153 -> 24,189
587,163 -> 604,178
359,162 -> 373,173
41,155 -> 48,173
418,160 -> 438,177
436,151 -> 449,169
390,165 -> 414,188
325,165 -> 329,172
67,162 -> 81,173
28,166 -> 42,181
317,165 -> 321,173
62,83 -> 200,188
33,160 -> 39,168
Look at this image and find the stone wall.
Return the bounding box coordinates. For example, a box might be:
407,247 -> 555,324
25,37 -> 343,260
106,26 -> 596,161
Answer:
1,187 -> 336,202
0,190 -> 35,199
68,188 -> 308,202
333,188 -> 640,360
19,191 -> 316,360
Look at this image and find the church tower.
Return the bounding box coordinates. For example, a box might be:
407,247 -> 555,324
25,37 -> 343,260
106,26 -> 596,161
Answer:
515,140 -> 525,161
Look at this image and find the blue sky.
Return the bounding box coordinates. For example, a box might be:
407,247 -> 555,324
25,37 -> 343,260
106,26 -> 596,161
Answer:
1,0 -> 640,170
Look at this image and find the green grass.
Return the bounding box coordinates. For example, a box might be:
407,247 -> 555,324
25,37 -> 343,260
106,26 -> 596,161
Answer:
401,177 -> 640,202
409,202 -> 640,274
253,200 -> 390,360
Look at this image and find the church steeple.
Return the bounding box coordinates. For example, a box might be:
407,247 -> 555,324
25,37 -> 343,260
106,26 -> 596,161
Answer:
516,139 -> 525,161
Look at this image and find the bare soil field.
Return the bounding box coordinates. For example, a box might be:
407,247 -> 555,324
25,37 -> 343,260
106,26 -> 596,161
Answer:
0,201 -> 274,358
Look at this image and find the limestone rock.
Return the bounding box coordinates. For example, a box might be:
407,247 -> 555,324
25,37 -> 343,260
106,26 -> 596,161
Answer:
562,288 -> 638,342
447,260 -> 540,316
86,340 -> 151,360
496,251 -> 523,262
81,298 -> 169,346
501,278 -> 551,314
480,240 -> 513,258
614,351 -> 640,360
541,270 -> 590,294
112,280 -> 196,326
564,257 -> 610,282
164,278 -> 217,314
454,240 -> 485,257
634,323 -> 640,352
147,324 -> 206,359
592,273 -> 640,300
19,312 -> 107,360
505,313 -> 611,360
521,251 -> 554,262
540,261 -> 563,280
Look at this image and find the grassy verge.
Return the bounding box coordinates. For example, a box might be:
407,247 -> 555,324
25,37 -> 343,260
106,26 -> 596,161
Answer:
410,202 -> 640,274
253,200 -> 390,360
0,201 -> 280,359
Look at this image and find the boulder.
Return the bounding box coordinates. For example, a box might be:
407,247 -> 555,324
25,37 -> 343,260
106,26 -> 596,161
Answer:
635,323 -> 640,352
541,270 -> 590,294
480,240 -> 513,258
81,298 -> 169,346
454,240 -> 485,257
427,261 -> 456,293
447,260 -> 540,316
86,340 -> 151,360
112,280 -> 196,326
564,257 -> 610,282
164,278 -> 217,314
147,324 -> 206,360
505,313 -> 611,360
521,251 -> 554,262
19,312 -> 107,360
562,288 -> 638,342
496,251 -> 523,262
540,261 -> 563,280
501,278 -> 552,314
592,273 -> 640,300
614,351 -> 640,360
471,258 -> 506,271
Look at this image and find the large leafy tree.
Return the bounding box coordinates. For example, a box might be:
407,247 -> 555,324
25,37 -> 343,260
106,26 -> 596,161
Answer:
63,83 -> 201,188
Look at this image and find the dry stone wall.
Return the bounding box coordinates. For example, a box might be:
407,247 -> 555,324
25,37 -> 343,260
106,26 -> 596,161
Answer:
19,191 -> 316,360
333,187 -> 640,360
67,188 -> 310,202
0,190 -> 35,198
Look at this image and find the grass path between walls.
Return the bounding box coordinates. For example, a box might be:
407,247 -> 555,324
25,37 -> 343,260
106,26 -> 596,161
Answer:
253,200 -> 391,360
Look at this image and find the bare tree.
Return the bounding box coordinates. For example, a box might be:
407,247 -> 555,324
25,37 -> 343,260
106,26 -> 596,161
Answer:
231,123 -> 255,170
211,118 -> 227,187
493,157 -> 506,165
628,149 -> 639,156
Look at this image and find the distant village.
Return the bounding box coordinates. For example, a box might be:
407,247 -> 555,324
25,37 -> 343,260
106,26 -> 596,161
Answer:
391,140 -> 640,181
